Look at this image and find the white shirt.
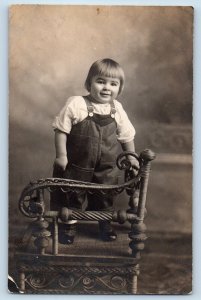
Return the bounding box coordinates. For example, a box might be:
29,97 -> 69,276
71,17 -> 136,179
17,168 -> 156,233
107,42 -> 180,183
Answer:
52,96 -> 136,143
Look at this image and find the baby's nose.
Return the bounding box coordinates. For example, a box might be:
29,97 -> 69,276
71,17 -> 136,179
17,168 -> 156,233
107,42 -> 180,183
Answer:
103,83 -> 110,90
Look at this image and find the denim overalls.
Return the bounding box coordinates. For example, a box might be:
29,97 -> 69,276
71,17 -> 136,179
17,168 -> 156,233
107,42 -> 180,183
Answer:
51,96 -> 120,211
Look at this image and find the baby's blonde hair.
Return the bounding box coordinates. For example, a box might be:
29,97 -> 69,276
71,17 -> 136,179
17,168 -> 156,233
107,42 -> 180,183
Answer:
85,58 -> 125,95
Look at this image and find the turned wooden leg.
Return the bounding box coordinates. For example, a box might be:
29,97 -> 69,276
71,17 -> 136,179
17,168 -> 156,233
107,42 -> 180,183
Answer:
128,190 -> 147,259
19,272 -> 25,292
132,275 -> 138,294
129,222 -> 147,259
52,217 -> 59,255
127,264 -> 140,294
32,218 -> 51,254
128,149 -> 155,259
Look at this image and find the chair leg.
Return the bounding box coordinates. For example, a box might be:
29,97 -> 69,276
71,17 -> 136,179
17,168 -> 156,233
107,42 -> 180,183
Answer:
128,274 -> 138,294
19,272 -> 25,292
132,275 -> 138,294
128,264 -> 139,294
52,217 -> 59,255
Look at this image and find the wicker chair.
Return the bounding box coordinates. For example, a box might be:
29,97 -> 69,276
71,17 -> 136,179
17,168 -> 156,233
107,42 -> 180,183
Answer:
15,149 -> 155,294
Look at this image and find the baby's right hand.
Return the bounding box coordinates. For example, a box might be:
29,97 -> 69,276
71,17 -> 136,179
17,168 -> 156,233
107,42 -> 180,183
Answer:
54,156 -> 68,171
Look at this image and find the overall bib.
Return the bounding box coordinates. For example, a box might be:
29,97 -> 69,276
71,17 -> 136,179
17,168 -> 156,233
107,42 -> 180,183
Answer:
51,97 -> 120,211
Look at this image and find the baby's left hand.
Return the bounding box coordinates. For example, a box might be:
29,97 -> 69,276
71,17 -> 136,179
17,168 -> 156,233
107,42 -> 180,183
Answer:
129,157 -> 140,175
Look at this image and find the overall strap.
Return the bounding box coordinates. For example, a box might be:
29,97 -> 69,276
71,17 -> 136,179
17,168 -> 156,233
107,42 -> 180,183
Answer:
83,95 -> 116,118
110,101 -> 116,118
83,96 -> 94,117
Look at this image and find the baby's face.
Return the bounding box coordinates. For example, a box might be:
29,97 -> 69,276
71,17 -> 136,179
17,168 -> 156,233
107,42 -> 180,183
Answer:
90,75 -> 120,104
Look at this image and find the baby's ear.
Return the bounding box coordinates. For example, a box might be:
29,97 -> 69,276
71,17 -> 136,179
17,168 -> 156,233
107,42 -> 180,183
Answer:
118,84 -> 124,95
84,80 -> 90,92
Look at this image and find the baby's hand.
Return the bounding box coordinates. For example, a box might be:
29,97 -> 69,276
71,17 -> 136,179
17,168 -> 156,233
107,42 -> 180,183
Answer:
129,157 -> 140,176
54,156 -> 68,171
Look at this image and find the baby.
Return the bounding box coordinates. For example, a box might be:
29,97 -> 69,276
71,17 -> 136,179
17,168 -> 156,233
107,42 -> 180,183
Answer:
51,58 -> 139,244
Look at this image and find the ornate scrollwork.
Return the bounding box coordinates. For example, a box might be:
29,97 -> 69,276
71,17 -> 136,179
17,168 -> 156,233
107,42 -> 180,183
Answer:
24,271 -> 132,293
19,195 -> 43,218
58,275 -> 75,288
116,151 -> 140,171
18,263 -> 141,294
26,274 -> 48,289
18,152 -> 143,218
110,275 -> 126,289
82,276 -> 96,289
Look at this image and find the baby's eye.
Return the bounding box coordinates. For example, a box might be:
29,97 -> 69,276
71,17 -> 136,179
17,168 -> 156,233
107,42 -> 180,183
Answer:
96,80 -> 105,84
111,82 -> 118,86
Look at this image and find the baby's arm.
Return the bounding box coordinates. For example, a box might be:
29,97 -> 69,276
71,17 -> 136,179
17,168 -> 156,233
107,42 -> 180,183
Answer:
121,140 -> 139,171
54,129 -> 68,171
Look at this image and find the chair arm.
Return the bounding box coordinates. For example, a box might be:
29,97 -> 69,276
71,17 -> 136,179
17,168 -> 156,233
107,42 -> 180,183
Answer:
18,150 -> 155,219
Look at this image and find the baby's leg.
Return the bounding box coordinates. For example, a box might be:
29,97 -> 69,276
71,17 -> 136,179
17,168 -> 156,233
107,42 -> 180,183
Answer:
59,164 -> 93,244
87,164 -> 119,241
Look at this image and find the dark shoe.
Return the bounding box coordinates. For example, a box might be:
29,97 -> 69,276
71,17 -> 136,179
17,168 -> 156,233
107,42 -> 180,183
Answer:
59,223 -> 76,245
61,234 -> 75,245
99,221 -> 117,242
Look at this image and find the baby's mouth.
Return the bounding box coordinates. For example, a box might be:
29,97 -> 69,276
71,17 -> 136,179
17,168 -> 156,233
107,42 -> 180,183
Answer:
100,92 -> 111,96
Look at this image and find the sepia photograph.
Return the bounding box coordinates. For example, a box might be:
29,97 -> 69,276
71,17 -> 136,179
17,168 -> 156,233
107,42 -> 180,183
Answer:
8,5 -> 193,294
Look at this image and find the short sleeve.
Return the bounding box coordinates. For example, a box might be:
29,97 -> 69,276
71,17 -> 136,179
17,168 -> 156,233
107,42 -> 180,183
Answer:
52,97 -> 75,133
115,101 -> 136,143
